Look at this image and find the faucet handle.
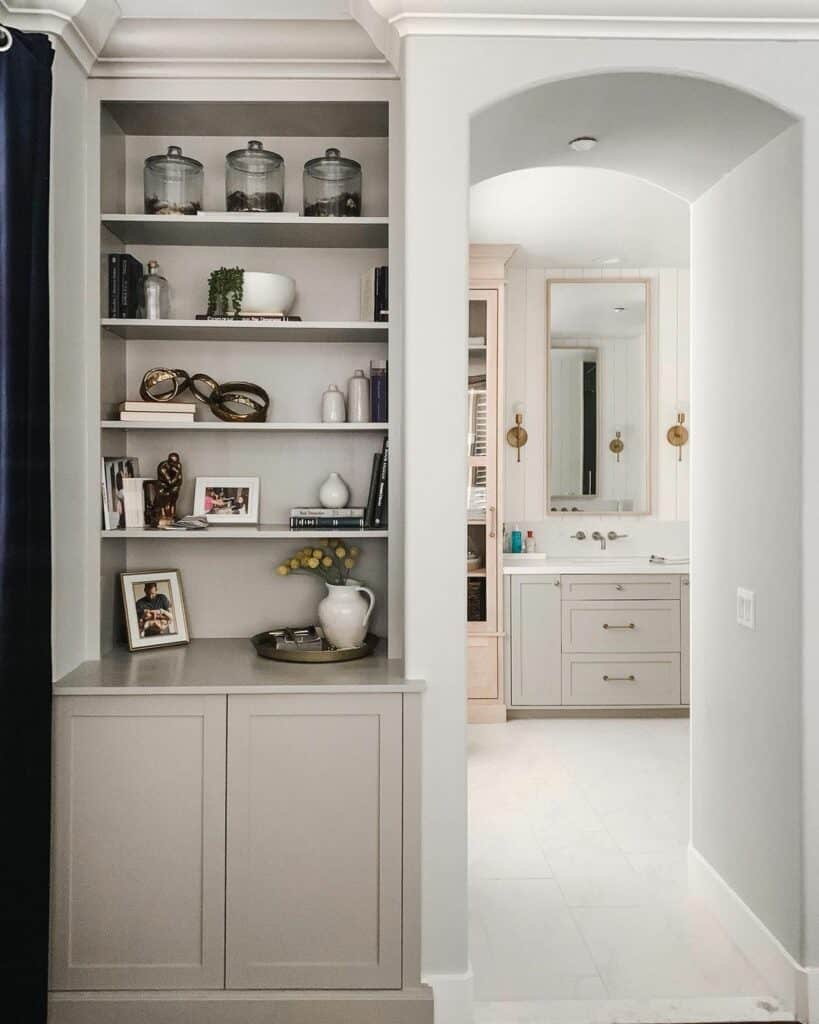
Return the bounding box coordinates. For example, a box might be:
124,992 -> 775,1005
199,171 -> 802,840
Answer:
607,531 -> 628,541
570,531 -> 586,540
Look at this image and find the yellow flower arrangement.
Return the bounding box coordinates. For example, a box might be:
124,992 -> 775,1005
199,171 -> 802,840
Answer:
275,538 -> 364,586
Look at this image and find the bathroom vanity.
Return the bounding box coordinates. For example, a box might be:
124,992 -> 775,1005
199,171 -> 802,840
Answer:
48,642 -> 431,1024
504,559 -> 690,710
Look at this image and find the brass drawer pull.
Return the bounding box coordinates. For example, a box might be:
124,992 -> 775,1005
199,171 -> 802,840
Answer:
602,623 -> 635,630
603,674 -> 636,682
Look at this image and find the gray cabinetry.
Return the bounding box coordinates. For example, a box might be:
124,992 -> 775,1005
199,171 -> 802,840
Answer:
50,695 -> 227,991
508,574 -> 562,706
226,693 -> 403,990
505,572 -> 689,709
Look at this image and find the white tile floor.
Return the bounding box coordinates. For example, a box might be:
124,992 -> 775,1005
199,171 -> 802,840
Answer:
468,718 -> 791,1024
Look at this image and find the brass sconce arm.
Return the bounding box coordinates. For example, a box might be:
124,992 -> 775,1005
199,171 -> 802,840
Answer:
506,411 -> 529,463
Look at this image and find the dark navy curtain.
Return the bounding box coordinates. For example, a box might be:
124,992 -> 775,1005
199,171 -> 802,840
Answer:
0,27 -> 54,1021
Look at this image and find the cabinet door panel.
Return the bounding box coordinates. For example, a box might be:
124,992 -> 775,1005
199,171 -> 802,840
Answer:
681,576 -> 691,705
467,635 -> 499,700
50,695 -> 227,991
510,575 -> 562,706
226,693 -> 402,990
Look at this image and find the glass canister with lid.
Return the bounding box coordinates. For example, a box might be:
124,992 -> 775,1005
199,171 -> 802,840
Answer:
143,145 -> 203,215
225,140 -> 285,212
303,147 -> 362,217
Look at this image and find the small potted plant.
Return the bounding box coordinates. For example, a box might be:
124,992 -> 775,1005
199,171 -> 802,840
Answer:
207,266 -> 244,318
276,541 -> 374,649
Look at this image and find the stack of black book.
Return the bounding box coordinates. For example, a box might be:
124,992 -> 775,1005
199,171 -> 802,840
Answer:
108,254 -> 143,318
364,437 -> 389,529
360,266 -> 389,322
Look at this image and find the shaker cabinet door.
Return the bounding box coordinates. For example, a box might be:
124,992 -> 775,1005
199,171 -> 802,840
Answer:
510,575 -> 562,706
50,695 -> 227,991
225,693 -> 403,990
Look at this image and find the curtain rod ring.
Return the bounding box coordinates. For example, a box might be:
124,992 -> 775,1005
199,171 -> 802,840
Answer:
0,27 -> 13,53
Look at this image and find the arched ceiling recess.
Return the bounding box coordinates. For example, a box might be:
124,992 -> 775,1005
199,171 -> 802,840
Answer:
470,166 -> 690,268
471,72 -> 795,201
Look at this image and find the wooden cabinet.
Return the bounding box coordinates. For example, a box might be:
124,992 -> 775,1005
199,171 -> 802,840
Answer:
52,688 -> 415,1005
681,575 -> 690,705
225,693 -> 403,990
504,572 -> 689,709
50,695 -> 227,991
509,575 -> 562,706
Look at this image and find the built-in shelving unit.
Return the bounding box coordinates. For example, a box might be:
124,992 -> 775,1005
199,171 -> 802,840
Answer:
101,318 -> 388,342
101,421 -> 389,432
101,213 -> 389,248
102,526 -> 389,540
88,80 -> 400,659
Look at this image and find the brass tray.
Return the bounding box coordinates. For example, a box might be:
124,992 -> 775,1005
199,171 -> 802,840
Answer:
251,630 -> 379,664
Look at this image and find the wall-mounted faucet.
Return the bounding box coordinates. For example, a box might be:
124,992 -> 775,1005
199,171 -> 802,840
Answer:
570,531 -> 586,541
592,531 -> 606,550
607,531 -> 628,542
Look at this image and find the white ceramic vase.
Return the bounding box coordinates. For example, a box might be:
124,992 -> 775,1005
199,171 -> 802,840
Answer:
321,384 -> 346,423
318,472 -> 350,508
347,369 -> 371,422
318,581 -> 375,649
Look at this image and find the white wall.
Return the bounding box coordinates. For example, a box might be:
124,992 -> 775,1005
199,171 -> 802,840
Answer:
51,42 -> 89,680
401,35 -> 818,1019
691,125 -> 803,958
504,266 -> 690,553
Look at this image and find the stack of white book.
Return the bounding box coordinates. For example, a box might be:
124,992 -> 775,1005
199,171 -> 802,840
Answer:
119,401 -> 196,423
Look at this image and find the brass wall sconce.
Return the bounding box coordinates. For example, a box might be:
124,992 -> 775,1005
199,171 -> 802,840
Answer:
609,430 -> 624,462
506,410 -> 529,463
667,412 -> 689,461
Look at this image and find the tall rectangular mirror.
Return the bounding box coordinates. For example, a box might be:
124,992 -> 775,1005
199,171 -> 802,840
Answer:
547,280 -> 650,514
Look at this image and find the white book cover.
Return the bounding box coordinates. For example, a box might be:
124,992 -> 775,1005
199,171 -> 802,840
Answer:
122,477 -> 147,529
120,411 -> 195,423
290,507 -> 365,517
120,401 -> 196,413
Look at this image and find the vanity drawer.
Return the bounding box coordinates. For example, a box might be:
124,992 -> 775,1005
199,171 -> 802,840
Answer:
562,600 -> 681,653
562,653 -> 681,705
561,574 -> 680,601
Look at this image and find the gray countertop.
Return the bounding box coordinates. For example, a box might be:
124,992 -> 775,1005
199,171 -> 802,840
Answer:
54,637 -> 423,695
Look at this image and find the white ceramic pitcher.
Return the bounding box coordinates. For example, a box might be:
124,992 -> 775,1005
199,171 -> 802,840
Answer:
317,580 -> 375,649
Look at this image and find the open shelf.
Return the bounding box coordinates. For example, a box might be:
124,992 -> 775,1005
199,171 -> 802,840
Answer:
101,318 -> 388,343
101,421 -> 388,432
102,525 -> 388,540
101,214 -> 389,249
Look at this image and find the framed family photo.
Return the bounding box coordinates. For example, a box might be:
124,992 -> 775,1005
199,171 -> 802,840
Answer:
193,476 -> 260,524
121,569 -> 190,651
101,456 -> 140,530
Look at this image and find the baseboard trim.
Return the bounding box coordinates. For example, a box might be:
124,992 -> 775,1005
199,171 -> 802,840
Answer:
422,967 -> 474,1024
507,706 -> 689,718
48,987 -> 434,1024
688,845 -> 812,1020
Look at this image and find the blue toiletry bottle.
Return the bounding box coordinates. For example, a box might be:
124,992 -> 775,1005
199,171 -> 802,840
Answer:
511,524 -> 522,553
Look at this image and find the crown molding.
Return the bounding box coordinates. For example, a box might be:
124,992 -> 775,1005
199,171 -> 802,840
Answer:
354,2 -> 819,43
0,1 -> 120,71
93,17 -> 393,78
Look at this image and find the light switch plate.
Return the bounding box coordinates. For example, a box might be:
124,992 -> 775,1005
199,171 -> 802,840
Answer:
737,587 -> 756,630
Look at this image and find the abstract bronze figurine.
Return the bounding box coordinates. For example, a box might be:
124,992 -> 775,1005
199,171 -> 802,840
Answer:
140,366 -> 269,423
156,452 -> 183,526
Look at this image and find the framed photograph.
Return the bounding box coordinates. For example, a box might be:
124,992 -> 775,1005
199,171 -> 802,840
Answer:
102,456 -> 141,530
121,570 -> 190,651
193,476 -> 260,524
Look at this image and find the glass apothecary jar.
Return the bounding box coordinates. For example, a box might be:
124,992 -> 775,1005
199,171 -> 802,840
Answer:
303,147 -> 361,217
140,260 -> 170,320
144,145 -> 203,216
225,140 -> 285,212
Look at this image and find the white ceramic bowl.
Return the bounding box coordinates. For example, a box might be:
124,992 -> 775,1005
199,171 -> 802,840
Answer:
242,272 -> 296,316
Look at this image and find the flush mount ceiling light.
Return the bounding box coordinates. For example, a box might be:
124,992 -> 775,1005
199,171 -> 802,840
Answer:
569,136 -> 598,152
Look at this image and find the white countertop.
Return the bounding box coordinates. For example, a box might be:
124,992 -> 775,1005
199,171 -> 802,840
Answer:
53,637 -> 424,695
503,556 -> 689,575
